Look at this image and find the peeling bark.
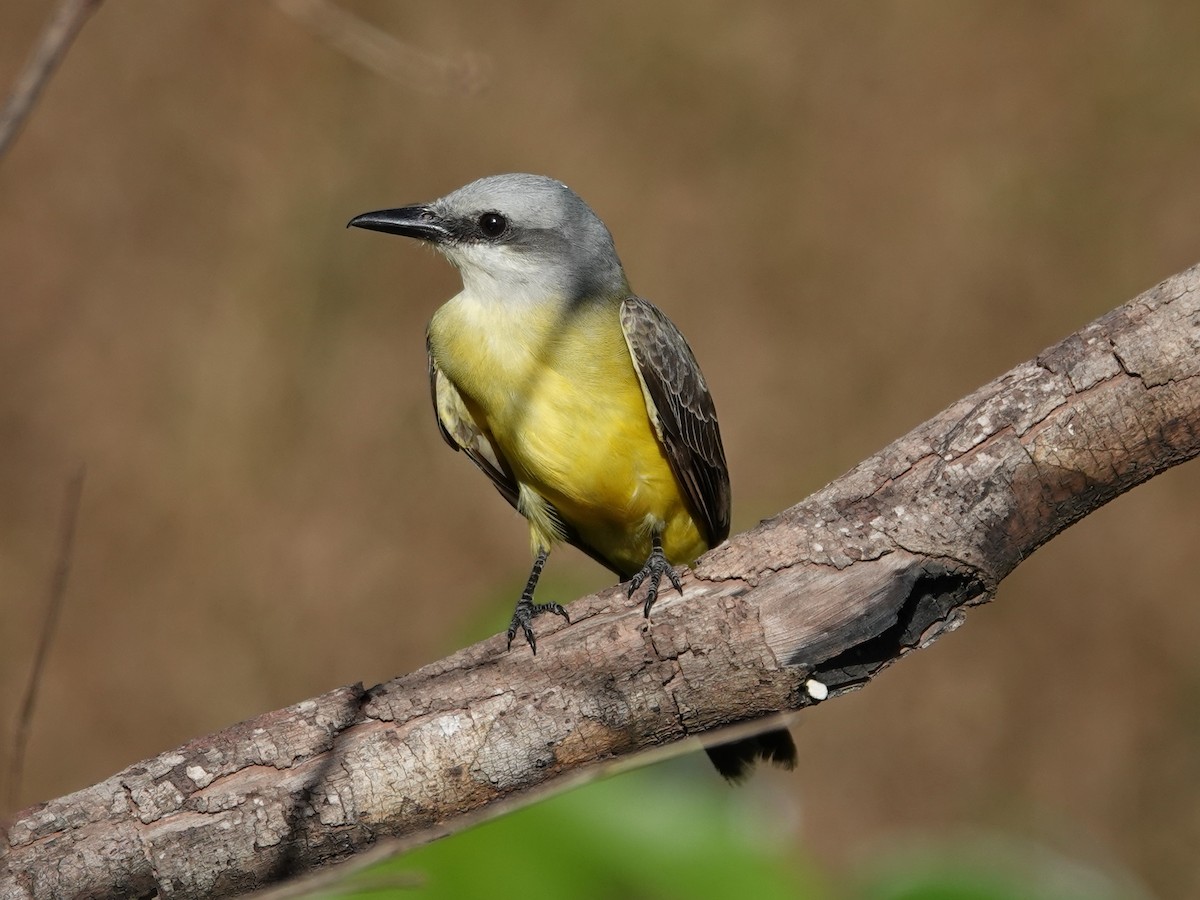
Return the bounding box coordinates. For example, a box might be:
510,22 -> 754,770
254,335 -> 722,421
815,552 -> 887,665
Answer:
3,264 -> 1198,899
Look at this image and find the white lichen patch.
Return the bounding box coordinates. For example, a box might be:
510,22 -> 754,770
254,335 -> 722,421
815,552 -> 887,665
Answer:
435,712 -> 469,738
186,765 -> 215,788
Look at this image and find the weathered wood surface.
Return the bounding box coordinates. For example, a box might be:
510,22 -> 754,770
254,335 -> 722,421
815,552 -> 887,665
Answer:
2,263 -> 1198,899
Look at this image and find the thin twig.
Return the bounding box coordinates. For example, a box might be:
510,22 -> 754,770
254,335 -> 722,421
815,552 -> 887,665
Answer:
6,465 -> 86,812
0,0 -> 104,160
274,0 -> 487,95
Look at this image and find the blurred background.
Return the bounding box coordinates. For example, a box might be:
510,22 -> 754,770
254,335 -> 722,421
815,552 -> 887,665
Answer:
2,2 -> 1199,898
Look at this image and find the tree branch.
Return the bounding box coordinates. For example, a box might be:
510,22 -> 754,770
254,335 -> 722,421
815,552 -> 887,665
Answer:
273,0 -> 486,95
0,0 -> 103,161
3,263 -> 1198,898
5,466 -> 85,812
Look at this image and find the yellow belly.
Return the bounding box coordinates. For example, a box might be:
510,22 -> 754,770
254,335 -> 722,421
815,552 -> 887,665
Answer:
430,294 -> 707,576
501,362 -> 706,575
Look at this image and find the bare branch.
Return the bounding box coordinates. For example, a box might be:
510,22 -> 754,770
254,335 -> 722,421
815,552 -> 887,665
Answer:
273,0 -> 487,95
0,0 -> 103,161
4,465 -> 85,814
2,263 -> 1198,898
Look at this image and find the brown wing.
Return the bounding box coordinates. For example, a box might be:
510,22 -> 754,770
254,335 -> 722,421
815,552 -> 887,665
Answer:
620,296 -> 731,547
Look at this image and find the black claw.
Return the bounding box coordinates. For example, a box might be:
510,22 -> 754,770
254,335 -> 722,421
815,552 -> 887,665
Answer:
506,597 -> 569,654
627,534 -> 682,618
505,548 -> 569,653
641,583 -> 659,618
667,568 -> 683,594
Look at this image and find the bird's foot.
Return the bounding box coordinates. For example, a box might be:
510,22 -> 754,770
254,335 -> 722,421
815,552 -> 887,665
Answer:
627,535 -> 683,617
506,595 -> 570,654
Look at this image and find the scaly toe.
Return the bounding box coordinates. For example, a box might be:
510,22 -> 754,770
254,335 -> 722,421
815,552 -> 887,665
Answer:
505,597 -> 569,654
627,540 -> 680,618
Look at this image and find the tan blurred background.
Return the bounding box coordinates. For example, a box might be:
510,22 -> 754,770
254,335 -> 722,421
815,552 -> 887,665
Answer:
2,2 -> 1199,896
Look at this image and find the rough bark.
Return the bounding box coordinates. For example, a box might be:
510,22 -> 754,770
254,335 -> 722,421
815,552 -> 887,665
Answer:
3,263 -> 1198,899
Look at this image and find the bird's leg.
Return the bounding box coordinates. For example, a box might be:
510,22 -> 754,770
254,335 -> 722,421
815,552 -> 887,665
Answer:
506,547 -> 570,654
627,532 -> 683,617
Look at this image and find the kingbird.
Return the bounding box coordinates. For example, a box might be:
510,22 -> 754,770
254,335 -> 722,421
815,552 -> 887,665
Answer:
350,174 -> 796,779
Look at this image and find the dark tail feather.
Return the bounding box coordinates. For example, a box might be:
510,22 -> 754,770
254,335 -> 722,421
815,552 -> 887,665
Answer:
704,727 -> 797,781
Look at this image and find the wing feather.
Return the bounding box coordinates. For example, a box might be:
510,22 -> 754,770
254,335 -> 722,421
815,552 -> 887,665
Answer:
428,345 -> 619,572
620,297 -> 731,546
428,348 -> 521,511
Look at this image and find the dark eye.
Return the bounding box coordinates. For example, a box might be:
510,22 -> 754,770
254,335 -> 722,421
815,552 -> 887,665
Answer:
478,212 -> 507,238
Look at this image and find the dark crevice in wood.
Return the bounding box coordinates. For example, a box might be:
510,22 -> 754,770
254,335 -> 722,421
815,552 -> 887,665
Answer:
808,562 -> 988,691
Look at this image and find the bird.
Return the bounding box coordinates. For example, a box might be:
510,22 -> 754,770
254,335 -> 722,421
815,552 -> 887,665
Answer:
349,173 -> 796,779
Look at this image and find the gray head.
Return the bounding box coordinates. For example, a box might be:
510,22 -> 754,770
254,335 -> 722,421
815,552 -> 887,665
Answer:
348,174 -> 629,304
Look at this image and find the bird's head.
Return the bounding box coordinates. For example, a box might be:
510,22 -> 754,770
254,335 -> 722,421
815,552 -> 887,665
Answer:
349,174 -> 630,305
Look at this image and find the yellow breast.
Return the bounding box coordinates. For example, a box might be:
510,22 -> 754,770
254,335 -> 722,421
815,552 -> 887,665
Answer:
429,292 -> 707,574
